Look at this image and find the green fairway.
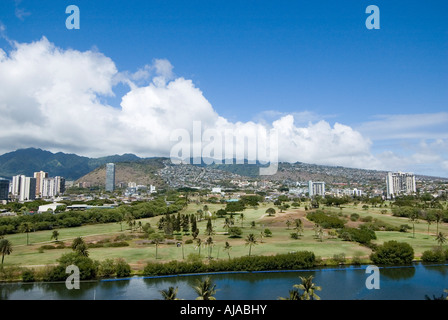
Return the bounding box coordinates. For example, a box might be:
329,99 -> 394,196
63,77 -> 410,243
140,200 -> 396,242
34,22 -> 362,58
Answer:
2,202 -> 447,270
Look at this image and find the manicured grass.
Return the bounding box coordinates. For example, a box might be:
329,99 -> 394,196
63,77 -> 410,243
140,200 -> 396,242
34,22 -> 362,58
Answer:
2,202 -> 447,270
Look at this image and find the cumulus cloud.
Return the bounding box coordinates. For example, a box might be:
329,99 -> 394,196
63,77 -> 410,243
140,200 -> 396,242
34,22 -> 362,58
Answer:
0,37 -> 446,176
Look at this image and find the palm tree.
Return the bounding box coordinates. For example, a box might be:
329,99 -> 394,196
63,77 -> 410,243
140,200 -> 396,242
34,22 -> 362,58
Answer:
434,211 -> 443,235
223,218 -> 232,234
240,213 -> 244,227
51,230 -> 59,242
245,233 -> 258,257
435,232 -> 446,247
192,277 -> 217,300
19,222 -> 32,245
196,238 -> 202,257
0,239 -> 13,265
409,211 -> 419,238
205,236 -> 214,259
293,275 -> 322,300
149,233 -> 165,259
71,236 -> 85,250
278,289 -> 301,300
125,212 -> 135,232
159,286 -> 181,300
224,241 -> 232,260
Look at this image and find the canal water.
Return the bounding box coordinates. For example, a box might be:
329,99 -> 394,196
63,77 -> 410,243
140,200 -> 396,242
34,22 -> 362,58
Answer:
1,263 -> 447,300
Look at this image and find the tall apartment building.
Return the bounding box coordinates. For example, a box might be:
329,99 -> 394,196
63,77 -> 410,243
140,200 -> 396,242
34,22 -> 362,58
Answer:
308,180 -> 326,197
0,179 -> 9,200
105,163 -> 115,192
34,171 -> 49,197
19,177 -> 36,201
11,174 -> 24,196
42,176 -> 66,198
386,172 -> 416,199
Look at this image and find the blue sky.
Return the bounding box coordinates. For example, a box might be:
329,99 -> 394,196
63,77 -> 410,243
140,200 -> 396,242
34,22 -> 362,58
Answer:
0,0 -> 447,177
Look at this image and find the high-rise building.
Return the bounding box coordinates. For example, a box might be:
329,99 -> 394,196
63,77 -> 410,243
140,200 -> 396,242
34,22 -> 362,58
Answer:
34,171 -> 49,197
105,163 -> 115,192
0,179 -> 9,201
308,180 -> 325,197
11,175 -> 24,196
386,172 -> 416,199
19,177 -> 36,201
42,176 -> 66,198
55,176 -> 66,195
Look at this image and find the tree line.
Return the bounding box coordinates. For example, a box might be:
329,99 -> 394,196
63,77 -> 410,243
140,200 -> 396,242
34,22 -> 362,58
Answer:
0,196 -> 187,236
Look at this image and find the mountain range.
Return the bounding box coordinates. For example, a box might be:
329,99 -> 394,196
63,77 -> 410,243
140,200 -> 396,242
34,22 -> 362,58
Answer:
0,148 -> 447,186
0,148 -> 140,180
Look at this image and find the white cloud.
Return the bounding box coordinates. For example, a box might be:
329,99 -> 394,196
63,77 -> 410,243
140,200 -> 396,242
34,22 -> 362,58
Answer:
357,113 -> 448,141
14,0 -> 31,21
0,37 -> 447,177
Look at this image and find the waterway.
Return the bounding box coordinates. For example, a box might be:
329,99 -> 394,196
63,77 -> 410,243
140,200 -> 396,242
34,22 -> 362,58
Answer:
1,263 -> 447,300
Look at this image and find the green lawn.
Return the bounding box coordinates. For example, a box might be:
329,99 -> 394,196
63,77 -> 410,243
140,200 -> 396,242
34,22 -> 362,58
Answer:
2,202 -> 447,269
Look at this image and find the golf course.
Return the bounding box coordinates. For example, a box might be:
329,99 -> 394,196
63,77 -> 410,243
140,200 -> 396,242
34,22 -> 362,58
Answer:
2,200 -> 447,273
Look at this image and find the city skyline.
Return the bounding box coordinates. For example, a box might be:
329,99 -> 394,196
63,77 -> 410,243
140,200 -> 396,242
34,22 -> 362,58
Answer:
0,1 -> 447,177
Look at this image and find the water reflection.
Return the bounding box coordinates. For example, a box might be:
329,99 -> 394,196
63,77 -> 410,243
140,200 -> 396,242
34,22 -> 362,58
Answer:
0,263 -> 447,300
381,266 -> 415,280
422,264 -> 448,276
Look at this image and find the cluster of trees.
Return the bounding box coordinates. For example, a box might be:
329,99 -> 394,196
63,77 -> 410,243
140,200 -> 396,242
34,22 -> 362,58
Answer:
143,251 -> 316,276
370,241 -> 414,265
0,196 -> 187,236
306,210 -> 345,229
157,212 -> 198,237
338,225 -> 377,245
20,236 -> 132,282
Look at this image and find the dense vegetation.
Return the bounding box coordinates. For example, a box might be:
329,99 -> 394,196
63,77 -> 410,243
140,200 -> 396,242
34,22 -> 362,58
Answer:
143,251 -> 316,276
338,225 -> 377,245
370,241 -> 415,265
0,196 -> 186,235
306,210 -> 345,229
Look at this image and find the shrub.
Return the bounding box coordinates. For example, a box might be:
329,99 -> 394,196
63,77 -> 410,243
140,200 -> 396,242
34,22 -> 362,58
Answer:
21,269 -> 36,282
333,253 -> 346,264
351,252 -> 363,265
306,210 -> 345,229
115,258 -> 131,278
263,229 -> 272,237
57,252 -> 99,280
350,213 -> 360,221
360,216 -> 373,222
338,226 -> 376,244
42,265 -> 67,282
290,233 -> 299,239
364,220 -> 399,232
421,248 -> 446,263
370,241 -> 414,265
99,259 -> 116,278
39,245 -> 59,250
143,251 -> 316,276
228,227 -> 243,238
185,239 -> 193,244
106,241 -> 129,248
